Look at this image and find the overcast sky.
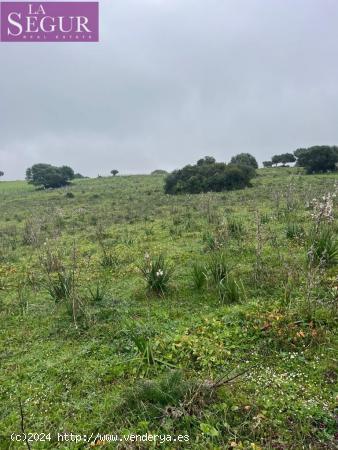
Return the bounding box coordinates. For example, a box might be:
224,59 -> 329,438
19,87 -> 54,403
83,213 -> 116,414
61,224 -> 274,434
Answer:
1,0 -> 338,179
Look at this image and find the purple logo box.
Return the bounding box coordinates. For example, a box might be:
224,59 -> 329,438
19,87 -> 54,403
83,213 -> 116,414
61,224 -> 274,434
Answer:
0,2 -> 99,42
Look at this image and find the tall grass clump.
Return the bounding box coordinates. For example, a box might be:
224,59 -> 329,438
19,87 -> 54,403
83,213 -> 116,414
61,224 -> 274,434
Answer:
307,188 -> 338,267
202,231 -> 219,252
129,331 -> 156,366
207,252 -> 231,285
285,223 -> 304,241
218,275 -> 245,304
120,371 -> 189,417
88,281 -> 108,303
227,218 -> 245,238
41,242 -> 87,327
139,253 -> 173,296
308,228 -> 338,268
191,262 -> 207,290
46,269 -> 73,302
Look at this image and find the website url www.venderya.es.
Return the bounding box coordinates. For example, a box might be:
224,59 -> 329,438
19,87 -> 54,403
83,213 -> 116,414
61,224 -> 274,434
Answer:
11,432 -> 190,445
91,433 -> 190,444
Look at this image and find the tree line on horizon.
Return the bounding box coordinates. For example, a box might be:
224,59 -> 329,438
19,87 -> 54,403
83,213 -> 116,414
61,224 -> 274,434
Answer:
263,145 -> 338,173
0,145 -> 337,190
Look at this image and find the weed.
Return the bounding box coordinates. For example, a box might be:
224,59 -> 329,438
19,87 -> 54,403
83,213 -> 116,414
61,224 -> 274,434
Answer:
88,282 -> 108,303
202,231 -> 218,251
120,371 -> 189,416
45,270 -> 73,303
218,275 -> 245,304
139,254 -> 173,295
22,218 -> 41,246
227,218 -> 245,238
100,251 -> 118,268
191,262 -> 207,290
285,223 -> 304,240
129,331 -> 156,366
207,252 -> 231,285
308,228 -> 338,267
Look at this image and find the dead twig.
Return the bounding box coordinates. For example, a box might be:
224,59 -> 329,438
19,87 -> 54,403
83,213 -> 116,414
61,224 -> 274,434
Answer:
19,397 -> 31,450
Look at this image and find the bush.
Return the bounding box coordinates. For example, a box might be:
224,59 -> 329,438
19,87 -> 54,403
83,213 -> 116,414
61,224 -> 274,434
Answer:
295,146 -> 338,173
26,164 -> 75,189
230,153 -> 258,169
151,170 -> 168,175
164,159 -> 255,195
272,153 -> 296,167
263,161 -> 273,168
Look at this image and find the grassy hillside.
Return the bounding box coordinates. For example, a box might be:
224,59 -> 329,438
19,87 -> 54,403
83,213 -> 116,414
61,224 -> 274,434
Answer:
0,169 -> 337,449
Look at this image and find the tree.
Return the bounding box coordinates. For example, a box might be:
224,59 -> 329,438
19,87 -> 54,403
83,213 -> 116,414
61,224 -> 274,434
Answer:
271,155 -> 282,167
294,146 -> 338,173
111,170 -> 119,177
197,156 -> 216,166
262,161 -> 272,168
26,163 -> 75,188
0,171 -> 4,178
279,153 -> 296,166
294,148 -> 308,160
230,153 -> 258,169
164,159 -> 255,195
151,170 -> 168,175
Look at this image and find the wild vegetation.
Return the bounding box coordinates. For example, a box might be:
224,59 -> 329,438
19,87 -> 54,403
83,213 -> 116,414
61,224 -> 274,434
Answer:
164,157 -> 255,194
0,168 -> 337,449
25,163 -> 75,189
265,146 -> 338,172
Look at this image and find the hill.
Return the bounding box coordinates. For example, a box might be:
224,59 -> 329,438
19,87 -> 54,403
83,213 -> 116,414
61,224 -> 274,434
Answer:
0,168 -> 337,449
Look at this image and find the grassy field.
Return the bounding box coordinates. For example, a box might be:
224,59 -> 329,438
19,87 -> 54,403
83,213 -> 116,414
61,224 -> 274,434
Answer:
0,168 -> 337,449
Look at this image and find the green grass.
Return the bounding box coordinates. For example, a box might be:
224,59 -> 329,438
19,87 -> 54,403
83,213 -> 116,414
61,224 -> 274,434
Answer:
0,168 -> 337,449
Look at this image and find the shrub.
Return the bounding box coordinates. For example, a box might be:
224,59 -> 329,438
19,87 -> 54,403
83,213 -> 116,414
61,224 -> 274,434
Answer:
151,170 -> 168,175
271,153 -> 296,167
295,146 -> 338,173
139,254 -> 173,295
26,164 -> 75,188
263,161 -> 273,168
164,159 -> 255,195
230,153 -> 258,169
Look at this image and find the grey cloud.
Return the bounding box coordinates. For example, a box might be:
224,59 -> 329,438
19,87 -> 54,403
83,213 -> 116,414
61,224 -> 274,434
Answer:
1,0 -> 338,179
